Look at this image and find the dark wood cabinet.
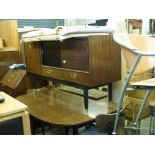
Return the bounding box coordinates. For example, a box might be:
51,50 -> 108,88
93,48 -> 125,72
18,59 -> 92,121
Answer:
24,35 -> 121,88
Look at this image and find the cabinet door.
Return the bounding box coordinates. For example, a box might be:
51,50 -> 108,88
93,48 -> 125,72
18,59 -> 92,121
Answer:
61,38 -> 89,72
24,42 -> 41,74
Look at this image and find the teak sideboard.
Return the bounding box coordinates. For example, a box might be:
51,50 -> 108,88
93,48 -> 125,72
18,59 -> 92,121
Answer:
23,35 -> 121,110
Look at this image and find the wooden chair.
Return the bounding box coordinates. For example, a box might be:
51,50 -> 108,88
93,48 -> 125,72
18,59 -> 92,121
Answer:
112,34 -> 155,134
96,112 -> 125,135
126,19 -> 142,34
80,106 -> 125,135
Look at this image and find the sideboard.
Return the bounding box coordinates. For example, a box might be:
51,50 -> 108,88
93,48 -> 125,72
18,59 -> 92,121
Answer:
23,35 -> 121,110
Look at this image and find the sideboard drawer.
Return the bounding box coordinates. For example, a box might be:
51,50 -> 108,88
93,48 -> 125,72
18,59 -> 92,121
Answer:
61,70 -> 89,86
41,66 -> 89,86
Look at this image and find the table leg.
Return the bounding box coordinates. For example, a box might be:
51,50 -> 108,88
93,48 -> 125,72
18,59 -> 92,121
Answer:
83,88 -> 88,112
41,122 -> 45,135
65,127 -> 69,135
31,74 -> 39,89
22,111 -> 31,135
108,83 -> 112,101
73,126 -> 78,135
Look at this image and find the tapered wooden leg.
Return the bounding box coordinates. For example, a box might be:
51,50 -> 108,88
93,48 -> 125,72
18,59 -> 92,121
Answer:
22,111 -> 31,135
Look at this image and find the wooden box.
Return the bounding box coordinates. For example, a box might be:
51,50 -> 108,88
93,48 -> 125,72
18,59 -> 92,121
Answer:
0,69 -> 32,97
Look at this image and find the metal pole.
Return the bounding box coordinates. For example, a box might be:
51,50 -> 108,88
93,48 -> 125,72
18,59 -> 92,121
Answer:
112,54 -> 142,134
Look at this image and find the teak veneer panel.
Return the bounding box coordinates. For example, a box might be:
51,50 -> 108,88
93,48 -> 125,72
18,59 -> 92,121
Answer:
24,42 -> 41,74
89,35 -> 121,86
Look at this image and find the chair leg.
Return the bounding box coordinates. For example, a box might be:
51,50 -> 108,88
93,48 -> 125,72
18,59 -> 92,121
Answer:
112,99 -> 124,135
112,55 -> 142,134
149,104 -> 155,134
153,118 -> 155,135
149,115 -> 153,134
133,90 -> 151,126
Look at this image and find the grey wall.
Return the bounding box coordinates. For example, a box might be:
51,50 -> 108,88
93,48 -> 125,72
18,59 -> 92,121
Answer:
17,19 -> 64,28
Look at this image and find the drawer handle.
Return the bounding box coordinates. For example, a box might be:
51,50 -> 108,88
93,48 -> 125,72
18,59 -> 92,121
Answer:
70,73 -> 77,79
47,70 -> 53,74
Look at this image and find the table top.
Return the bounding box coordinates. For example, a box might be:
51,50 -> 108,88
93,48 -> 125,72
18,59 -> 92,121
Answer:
0,91 -> 28,117
16,87 -> 117,126
131,78 -> 155,87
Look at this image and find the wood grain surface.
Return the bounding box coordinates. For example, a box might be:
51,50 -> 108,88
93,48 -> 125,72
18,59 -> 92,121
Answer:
16,88 -> 117,126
